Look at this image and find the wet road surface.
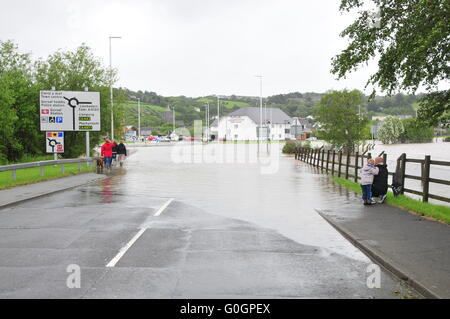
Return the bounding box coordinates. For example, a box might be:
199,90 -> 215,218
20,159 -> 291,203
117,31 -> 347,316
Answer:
0,143 -> 416,298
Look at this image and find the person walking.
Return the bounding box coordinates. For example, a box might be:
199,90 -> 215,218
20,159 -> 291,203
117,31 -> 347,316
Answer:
360,158 -> 379,205
101,138 -> 114,169
111,139 -> 118,166
116,140 -> 127,167
372,156 -> 389,203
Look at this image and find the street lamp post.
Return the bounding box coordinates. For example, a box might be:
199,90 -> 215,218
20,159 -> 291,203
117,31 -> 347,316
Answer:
109,36 -> 122,140
172,105 -> 175,133
255,75 -> 263,142
137,98 -> 141,138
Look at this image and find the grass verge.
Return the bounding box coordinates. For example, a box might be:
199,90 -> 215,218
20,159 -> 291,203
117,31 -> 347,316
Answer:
0,163 -> 94,190
332,177 -> 450,225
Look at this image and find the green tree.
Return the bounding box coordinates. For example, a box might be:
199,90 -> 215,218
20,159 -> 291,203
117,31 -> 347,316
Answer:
400,117 -> 434,143
332,0 -> 449,127
0,40 -> 41,163
313,90 -> 368,152
378,116 -> 405,144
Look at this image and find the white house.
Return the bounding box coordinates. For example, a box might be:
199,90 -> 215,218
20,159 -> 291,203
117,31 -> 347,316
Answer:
211,107 -> 293,141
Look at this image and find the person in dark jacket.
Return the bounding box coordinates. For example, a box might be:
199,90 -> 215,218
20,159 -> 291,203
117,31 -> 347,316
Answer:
111,139 -> 118,166
372,157 -> 389,203
116,140 -> 127,167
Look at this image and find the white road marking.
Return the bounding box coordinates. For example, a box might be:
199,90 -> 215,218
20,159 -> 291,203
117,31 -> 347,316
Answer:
153,198 -> 175,216
106,198 -> 175,267
106,228 -> 146,268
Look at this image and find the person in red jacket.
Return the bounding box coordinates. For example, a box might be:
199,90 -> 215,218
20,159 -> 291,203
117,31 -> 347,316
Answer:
101,139 -> 114,169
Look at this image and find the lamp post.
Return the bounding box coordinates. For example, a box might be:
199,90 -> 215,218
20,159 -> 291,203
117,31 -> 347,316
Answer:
172,105 -> 175,133
137,98 -> 141,138
109,36 -> 122,140
255,75 -> 263,142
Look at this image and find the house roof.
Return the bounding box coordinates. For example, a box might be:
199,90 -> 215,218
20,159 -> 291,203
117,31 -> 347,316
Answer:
211,107 -> 292,126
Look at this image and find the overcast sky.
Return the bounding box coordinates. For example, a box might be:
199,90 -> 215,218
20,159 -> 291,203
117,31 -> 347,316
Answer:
1,0 -> 381,97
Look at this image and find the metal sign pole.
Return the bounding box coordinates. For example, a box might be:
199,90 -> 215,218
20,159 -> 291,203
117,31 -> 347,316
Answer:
84,87 -> 90,160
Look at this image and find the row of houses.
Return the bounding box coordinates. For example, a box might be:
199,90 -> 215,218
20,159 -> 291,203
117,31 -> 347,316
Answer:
124,106 -> 314,141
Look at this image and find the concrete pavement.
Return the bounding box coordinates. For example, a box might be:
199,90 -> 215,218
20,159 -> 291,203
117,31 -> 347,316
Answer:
0,173 -> 107,209
318,192 -> 450,299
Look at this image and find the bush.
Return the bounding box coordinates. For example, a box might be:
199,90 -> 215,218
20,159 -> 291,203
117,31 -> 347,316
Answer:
282,140 -> 298,154
444,136 -> 450,142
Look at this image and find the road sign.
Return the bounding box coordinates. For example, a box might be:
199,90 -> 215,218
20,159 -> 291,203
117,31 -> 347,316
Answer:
46,132 -> 64,153
40,90 -> 100,131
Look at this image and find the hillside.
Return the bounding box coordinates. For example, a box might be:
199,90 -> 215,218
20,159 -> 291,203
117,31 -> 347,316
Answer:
118,88 -> 422,133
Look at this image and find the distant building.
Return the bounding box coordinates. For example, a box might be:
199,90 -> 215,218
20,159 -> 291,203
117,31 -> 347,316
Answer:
372,115 -> 413,121
291,117 -> 313,140
124,126 -> 137,137
211,107 -> 293,141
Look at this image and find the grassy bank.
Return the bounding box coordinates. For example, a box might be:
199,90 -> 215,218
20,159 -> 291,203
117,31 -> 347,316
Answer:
332,177 -> 450,224
0,163 -> 94,190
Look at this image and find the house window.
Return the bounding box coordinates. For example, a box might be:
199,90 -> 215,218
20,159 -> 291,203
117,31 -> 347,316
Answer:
234,124 -> 238,129
234,134 -> 238,139
279,134 -> 281,138
285,129 -> 290,134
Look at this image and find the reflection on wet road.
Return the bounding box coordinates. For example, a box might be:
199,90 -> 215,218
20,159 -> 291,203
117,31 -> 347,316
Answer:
0,144 -> 414,298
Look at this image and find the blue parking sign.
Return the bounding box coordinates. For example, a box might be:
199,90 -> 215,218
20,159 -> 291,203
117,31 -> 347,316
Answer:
56,117 -> 63,123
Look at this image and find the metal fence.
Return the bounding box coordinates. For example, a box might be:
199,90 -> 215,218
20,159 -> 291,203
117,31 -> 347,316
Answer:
0,158 -> 95,181
294,147 -> 450,204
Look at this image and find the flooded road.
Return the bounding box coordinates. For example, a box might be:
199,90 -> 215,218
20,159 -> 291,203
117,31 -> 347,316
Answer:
0,143 -> 416,298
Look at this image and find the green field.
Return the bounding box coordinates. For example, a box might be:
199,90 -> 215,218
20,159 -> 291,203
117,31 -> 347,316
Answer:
0,163 -> 95,190
197,98 -> 250,110
332,177 -> 450,224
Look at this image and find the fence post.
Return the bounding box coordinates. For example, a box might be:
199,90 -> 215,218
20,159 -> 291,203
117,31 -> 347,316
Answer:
338,151 -> 343,178
12,169 -> 16,181
40,165 -> 44,177
315,149 -> 319,167
61,163 -> 64,174
422,155 -> 431,202
78,161 -> 82,172
326,150 -> 330,173
354,152 -> 359,182
400,153 -> 406,195
321,149 -> 325,170
331,150 -> 335,176
345,151 -> 350,180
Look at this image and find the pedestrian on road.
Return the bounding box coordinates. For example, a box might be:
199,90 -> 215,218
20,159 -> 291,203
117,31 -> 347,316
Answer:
101,139 -> 115,169
372,157 -> 388,203
360,158 -> 379,205
117,140 -> 127,167
111,139 -> 118,166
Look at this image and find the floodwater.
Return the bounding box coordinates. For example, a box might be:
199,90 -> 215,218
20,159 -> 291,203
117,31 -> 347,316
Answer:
121,143 -> 372,261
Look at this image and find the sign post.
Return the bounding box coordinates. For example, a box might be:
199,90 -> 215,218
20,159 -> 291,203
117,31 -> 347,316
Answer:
40,90 -> 101,132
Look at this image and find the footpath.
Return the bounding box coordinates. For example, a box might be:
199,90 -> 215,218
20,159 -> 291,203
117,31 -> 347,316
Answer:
0,173 -> 106,209
317,199 -> 450,299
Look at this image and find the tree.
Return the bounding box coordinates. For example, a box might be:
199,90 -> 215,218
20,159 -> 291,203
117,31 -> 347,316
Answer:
400,117 -> 434,143
332,0 -> 449,127
377,116 -> 404,144
0,40 -> 41,163
313,90 -> 368,152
